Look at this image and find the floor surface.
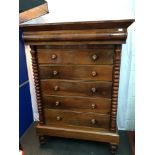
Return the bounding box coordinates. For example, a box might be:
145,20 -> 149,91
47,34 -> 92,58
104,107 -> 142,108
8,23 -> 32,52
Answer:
20,122 -> 132,155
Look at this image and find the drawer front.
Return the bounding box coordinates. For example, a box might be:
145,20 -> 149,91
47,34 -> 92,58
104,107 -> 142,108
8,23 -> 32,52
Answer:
41,80 -> 112,99
44,109 -> 110,129
39,65 -> 113,81
43,95 -> 111,114
37,48 -> 114,65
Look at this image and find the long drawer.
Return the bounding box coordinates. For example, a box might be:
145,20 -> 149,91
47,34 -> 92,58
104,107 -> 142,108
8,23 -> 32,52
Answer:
43,95 -> 111,114
37,48 -> 114,65
44,109 -> 110,129
41,80 -> 112,99
39,65 -> 113,81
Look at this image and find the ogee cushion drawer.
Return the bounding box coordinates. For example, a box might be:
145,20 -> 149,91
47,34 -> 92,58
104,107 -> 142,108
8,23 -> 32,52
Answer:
39,65 -> 113,81
43,95 -> 111,114
37,48 -> 114,65
41,80 -> 112,99
44,109 -> 110,129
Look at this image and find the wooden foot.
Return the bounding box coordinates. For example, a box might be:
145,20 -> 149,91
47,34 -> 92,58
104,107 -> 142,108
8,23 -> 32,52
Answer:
39,135 -> 46,145
110,143 -> 118,155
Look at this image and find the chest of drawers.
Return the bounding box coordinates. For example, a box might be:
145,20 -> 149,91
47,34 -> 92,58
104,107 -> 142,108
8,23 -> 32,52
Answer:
20,19 -> 134,154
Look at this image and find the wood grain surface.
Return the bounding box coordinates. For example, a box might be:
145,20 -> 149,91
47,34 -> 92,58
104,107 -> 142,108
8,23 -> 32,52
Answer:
36,123 -> 119,144
37,48 -> 114,65
41,79 -> 112,99
39,65 -> 113,81
42,95 -> 111,114
44,109 -> 110,129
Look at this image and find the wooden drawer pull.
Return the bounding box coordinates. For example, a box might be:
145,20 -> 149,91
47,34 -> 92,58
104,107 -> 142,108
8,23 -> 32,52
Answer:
91,103 -> 96,109
51,54 -> 57,60
92,71 -> 97,77
55,101 -> 60,106
56,116 -> 62,121
91,87 -> 97,93
92,54 -> 98,61
91,119 -> 96,124
54,85 -> 59,91
53,70 -> 59,76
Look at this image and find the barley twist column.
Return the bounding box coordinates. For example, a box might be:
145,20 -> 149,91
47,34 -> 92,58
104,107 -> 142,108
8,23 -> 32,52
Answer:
110,45 -> 122,132
30,46 -> 44,125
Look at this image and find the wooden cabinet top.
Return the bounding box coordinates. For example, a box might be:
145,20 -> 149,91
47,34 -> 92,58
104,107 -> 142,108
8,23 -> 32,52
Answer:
20,19 -> 134,45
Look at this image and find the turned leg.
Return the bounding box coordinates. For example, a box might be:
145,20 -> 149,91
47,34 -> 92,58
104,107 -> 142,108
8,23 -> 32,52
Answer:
110,143 -> 118,155
38,135 -> 46,145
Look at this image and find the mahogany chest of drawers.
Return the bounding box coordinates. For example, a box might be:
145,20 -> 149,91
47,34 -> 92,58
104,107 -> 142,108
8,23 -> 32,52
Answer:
20,19 -> 134,154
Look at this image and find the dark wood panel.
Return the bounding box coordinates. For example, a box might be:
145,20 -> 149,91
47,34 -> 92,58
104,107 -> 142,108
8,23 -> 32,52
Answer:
22,28 -> 127,42
37,48 -> 114,65
36,124 -> 119,144
26,41 -> 125,45
37,44 -> 114,49
39,65 -> 113,81
44,109 -> 110,129
43,95 -> 111,114
20,19 -> 134,31
20,20 -> 134,46
41,80 -> 112,99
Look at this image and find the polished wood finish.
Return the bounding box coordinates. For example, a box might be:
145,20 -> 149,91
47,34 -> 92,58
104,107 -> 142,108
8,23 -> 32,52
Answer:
39,65 -> 113,81
37,47 -> 114,65
24,41 -> 126,46
41,80 -> 112,98
43,95 -> 111,114
30,46 -> 44,125
21,19 -> 134,154
20,19 -> 134,31
44,109 -> 110,129
110,45 -> 121,132
36,124 -> 119,144
22,29 -> 127,42
20,19 -> 134,45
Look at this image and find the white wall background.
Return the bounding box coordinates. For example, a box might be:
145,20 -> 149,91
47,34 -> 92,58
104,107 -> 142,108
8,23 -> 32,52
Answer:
23,0 -> 135,131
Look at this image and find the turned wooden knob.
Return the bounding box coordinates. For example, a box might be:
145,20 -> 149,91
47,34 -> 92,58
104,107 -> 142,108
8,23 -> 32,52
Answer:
92,54 -> 98,61
91,103 -> 96,109
91,119 -> 96,124
56,116 -> 61,121
55,101 -> 60,106
53,70 -> 58,76
91,87 -> 97,93
92,71 -> 97,77
54,85 -> 59,91
51,54 -> 57,60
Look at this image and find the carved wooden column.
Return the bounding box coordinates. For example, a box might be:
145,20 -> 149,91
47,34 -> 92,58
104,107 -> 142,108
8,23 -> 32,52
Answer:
30,46 -> 45,144
30,46 -> 44,125
110,45 -> 122,132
